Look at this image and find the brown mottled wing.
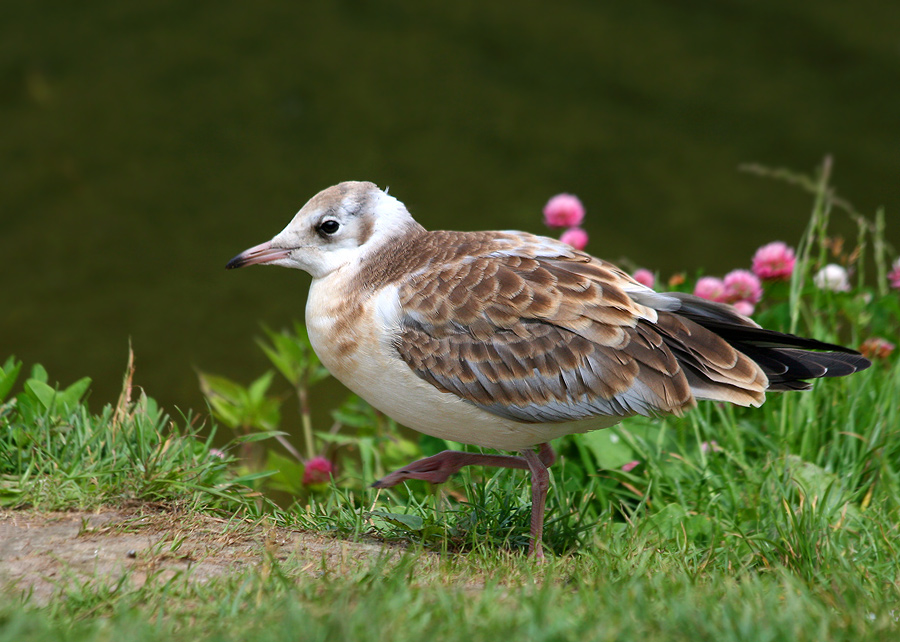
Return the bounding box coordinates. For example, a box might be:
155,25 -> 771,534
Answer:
391,231 -> 767,424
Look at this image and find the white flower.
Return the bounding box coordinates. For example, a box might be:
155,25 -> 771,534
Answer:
813,264 -> 851,292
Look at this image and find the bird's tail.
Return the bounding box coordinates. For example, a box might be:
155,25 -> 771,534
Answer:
666,293 -> 871,392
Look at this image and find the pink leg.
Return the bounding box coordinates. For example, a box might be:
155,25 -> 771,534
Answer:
373,450 -> 528,487
371,444 -> 556,488
520,446 -> 550,560
536,442 -> 556,467
372,443 -> 556,558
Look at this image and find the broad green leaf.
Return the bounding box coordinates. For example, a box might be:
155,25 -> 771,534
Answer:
199,371 -> 281,431
258,323 -> 330,387
209,402 -> 241,429
258,329 -> 303,386
247,370 -> 276,403
647,502 -> 689,540
266,450 -> 306,494
19,373 -> 91,414
419,434 -> 457,457
577,429 -> 636,470
56,376 -> 91,409
0,357 -> 22,402
199,372 -> 247,402
382,436 -> 422,463
30,364 -> 48,384
370,510 -> 424,531
24,379 -> 57,411
783,454 -> 859,518
331,396 -> 379,430
134,392 -> 161,423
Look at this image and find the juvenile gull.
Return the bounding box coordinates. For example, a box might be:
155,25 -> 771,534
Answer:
227,181 -> 871,558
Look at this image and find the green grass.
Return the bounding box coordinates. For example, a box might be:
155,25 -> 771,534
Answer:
1,531 -> 898,641
2,165 -> 899,640
0,355 -> 266,512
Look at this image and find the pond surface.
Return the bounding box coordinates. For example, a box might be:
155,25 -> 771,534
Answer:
3,2 -> 898,430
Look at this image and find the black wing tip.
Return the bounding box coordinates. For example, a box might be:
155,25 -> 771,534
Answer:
829,351 -> 872,375
811,351 -> 872,378
762,349 -> 871,390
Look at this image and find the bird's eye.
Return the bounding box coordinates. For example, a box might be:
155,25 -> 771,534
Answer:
318,219 -> 340,236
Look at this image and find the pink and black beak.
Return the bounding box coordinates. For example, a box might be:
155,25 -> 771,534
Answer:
226,240 -> 291,269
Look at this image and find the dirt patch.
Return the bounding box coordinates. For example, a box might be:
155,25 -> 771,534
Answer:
0,507 -> 404,605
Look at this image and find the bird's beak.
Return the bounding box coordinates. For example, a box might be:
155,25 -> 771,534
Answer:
225,240 -> 291,269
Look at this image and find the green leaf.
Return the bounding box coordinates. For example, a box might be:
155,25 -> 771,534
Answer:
577,429 -> 636,470
258,328 -> 304,387
419,434 -> 456,457
265,450 -> 306,494
314,432 -> 360,445
229,470 -> 279,485
370,510 -> 424,531
134,392 -> 161,423
0,357 -> 22,402
247,370 -> 276,403
331,396 -> 379,430
647,503 -> 689,540
232,431 -> 291,444
24,379 -> 57,411
257,323 -> 330,388
783,454 -> 858,517
17,372 -> 90,414
30,364 -> 48,384
56,376 -> 92,410
198,371 -> 282,432
199,372 -> 247,403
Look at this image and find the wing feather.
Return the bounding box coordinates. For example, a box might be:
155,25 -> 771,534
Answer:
356,229 -> 867,425
391,232 -> 700,423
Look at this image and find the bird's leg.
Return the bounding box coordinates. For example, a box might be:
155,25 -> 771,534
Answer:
373,450 -> 534,487
536,442 -> 556,467
520,445 -> 551,560
372,444 -> 557,559
372,444 -> 557,488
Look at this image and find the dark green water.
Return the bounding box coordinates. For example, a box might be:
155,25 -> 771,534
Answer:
3,1 -> 899,421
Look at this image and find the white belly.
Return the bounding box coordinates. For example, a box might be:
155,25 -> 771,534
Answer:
305,275 -> 618,451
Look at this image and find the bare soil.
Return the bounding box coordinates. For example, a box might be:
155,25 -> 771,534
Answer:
0,506 -> 401,605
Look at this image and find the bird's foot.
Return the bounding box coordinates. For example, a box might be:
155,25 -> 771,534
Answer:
372,444 -> 556,562
372,450 -> 475,487
372,447 -> 554,488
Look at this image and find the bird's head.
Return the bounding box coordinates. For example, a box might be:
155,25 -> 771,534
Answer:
226,181 -> 422,279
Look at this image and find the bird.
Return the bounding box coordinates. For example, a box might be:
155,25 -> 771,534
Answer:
226,180 -> 871,558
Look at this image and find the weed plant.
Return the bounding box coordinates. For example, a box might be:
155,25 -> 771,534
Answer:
0,352 -> 264,512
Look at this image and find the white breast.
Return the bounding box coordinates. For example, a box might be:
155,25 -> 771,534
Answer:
304,271 -> 618,451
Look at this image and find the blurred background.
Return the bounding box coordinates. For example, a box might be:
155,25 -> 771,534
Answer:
3,1 -> 899,417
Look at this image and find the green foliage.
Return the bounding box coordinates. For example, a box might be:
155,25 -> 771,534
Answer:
319,396 -> 424,488
575,429 -> 636,470
257,322 -> 330,389
3,527 -> 898,642
198,370 -> 281,432
13,363 -> 91,424
198,323 -> 434,503
0,361 -> 260,511
0,357 -> 23,404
